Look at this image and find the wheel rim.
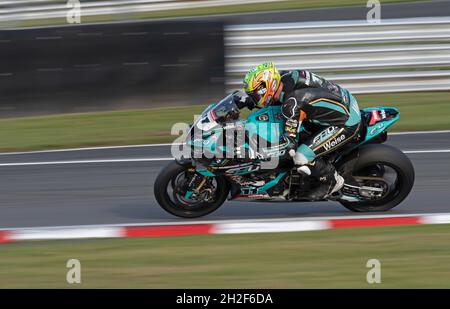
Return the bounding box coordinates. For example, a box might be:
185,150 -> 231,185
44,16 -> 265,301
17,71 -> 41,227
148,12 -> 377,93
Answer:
166,170 -> 219,211
350,162 -> 404,206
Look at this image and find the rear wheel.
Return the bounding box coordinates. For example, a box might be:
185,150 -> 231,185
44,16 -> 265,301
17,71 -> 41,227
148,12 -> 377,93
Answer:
338,144 -> 414,212
154,161 -> 230,218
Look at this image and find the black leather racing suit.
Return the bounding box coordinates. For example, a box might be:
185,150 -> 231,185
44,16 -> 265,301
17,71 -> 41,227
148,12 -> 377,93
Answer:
278,70 -> 361,160
278,70 -> 362,198
237,70 -> 362,199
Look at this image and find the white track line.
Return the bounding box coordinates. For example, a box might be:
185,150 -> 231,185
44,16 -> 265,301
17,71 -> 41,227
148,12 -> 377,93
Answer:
0,130 -> 449,156
0,158 -> 172,167
390,129 -> 450,135
0,149 -> 447,167
0,143 -> 182,156
403,149 -> 450,154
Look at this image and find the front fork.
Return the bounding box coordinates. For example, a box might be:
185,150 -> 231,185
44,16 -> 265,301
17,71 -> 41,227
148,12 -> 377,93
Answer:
184,173 -> 208,199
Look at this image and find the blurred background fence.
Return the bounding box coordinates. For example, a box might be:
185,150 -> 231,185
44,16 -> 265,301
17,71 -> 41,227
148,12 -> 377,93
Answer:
0,0 -> 282,26
226,17 -> 450,94
0,0 -> 450,116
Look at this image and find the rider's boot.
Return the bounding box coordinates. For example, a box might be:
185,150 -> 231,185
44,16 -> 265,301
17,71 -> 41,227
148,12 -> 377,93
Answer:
306,164 -> 344,200
290,152 -> 344,200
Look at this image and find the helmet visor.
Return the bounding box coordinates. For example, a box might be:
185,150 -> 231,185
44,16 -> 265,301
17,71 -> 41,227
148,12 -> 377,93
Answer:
247,84 -> 267,106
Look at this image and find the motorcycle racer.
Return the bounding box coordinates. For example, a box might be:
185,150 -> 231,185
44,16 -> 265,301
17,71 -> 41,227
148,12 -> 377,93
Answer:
236,62 -> 362,200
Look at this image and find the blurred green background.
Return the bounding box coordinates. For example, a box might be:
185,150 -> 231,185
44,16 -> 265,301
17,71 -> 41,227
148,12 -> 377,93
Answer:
0,91 -> 448,152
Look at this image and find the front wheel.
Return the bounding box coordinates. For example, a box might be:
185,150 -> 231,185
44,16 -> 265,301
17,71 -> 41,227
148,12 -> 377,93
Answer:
154,161 -> 230,218
338,144 -> 415,212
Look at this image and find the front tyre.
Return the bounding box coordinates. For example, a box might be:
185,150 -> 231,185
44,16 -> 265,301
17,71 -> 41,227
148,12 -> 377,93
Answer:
154,161 -> 230,218
338,144 -> 415,212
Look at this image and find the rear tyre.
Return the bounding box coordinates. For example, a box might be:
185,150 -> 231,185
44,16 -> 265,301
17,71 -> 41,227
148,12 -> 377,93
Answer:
339,144 -> 415,212
154,161 -> 230,218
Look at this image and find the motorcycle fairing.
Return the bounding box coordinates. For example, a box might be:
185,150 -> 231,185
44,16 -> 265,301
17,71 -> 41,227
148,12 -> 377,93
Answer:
188,100 -> 400,200
245,106 -> 284,145
360,107 -> 399,144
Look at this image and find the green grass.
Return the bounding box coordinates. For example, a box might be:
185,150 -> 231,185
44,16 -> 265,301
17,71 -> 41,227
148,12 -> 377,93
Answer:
0,105 -> 204,152
0,91 -> 448,152
6,0 -> 421,28
1,224 -> 450,288
133,0 -> 418,20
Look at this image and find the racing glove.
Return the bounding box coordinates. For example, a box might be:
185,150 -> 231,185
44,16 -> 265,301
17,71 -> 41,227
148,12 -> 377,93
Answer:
233,94 -> 255,110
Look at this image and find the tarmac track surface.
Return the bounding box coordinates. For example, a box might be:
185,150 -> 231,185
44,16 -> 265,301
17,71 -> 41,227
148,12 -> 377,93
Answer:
0,131 -> 449,229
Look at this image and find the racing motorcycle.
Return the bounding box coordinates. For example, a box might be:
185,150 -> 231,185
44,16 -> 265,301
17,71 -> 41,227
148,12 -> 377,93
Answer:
154,92 -> 414,218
